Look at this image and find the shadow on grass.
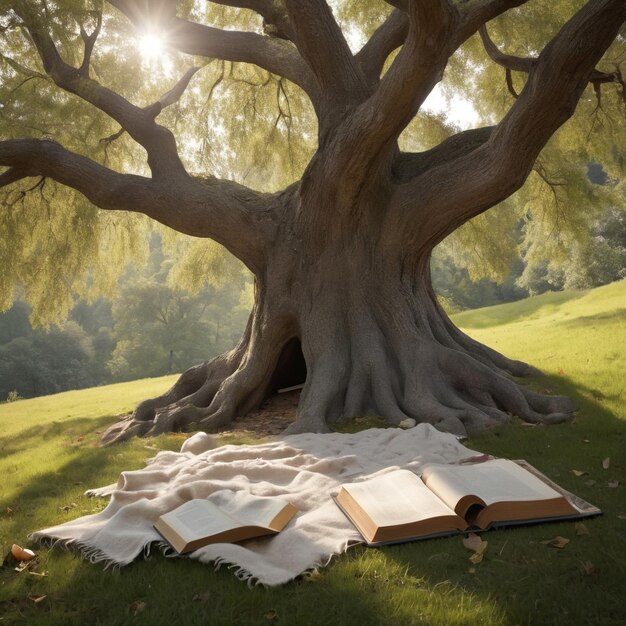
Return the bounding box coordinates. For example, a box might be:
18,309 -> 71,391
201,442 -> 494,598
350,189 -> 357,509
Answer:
560,308 -> 626,327
0,414 -> 118,459
1,375 -> 625,625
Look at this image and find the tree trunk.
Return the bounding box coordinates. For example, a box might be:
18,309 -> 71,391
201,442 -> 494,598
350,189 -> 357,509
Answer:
101,189 -> 574,444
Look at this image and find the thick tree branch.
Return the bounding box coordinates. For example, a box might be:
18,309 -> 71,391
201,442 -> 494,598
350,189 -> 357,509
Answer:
355,9 -> 409,85
308,0 -> 459,205
390,0 -> 626,254
208,0 -> 295,41
0,167 -> 27,188
392,127 -> 494,183
458,0 -> 528,39
0,139 -> 276,273
106,0 -> 316,100
14,3 -> 186,178
283,0 -> 367,109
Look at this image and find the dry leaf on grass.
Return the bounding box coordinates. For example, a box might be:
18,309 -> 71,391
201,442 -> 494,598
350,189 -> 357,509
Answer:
128,600 -> 146,616
11,544 -> 35,562
608,480 -> 619,488
469,551 -> 485,564
602,457 -> 610,470
572,470 -> 588,477
585,479 -> 596,486
265,609 -> 278,621
541,536 -> 570,549
580,561 -> 596,576
575,522 -> 590,536
27,595 -> 47,604
192,591 -> 212,602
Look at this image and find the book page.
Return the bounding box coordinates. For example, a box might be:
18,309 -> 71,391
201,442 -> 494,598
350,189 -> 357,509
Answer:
422,459 -> 563,511
160,499 -> 242,542
217,492 -> 294,530
341,469 -> 457,527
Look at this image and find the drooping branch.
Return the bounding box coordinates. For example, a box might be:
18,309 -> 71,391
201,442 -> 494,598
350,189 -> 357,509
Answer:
13,3 -> 186,178
283,0 -> 367,111
478,24 -> 623,89
0,139 -> 277,273
390,0 -> 626,253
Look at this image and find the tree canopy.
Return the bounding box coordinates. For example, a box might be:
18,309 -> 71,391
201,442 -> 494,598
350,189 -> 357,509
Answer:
1,1 -> 624,441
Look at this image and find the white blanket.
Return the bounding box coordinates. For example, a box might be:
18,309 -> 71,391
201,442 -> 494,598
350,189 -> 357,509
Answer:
31,425 -> 479,586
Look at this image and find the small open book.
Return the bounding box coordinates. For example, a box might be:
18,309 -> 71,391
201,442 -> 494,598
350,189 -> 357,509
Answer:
154,495 -> 298,554
335,459 -> 599,546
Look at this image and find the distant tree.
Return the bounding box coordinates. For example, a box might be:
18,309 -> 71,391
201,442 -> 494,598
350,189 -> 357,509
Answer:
0,321 -> 93,399
0,1 -> 624,442
518,206 -> 626,294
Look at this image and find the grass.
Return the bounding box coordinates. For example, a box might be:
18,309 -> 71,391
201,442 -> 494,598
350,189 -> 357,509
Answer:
1,280 -> 625,625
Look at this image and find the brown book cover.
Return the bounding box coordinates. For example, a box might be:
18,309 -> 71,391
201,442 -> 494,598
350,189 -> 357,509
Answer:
335,459 -> 600,546
154,496 -> 298,554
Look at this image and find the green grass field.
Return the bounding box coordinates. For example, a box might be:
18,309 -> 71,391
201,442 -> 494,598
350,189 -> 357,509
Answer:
1,280 -> 625,625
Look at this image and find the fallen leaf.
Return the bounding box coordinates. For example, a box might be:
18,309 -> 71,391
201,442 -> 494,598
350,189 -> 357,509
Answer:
60,503 -> 77,512
575,522 -> 590,536
128,600 -> 146,616
541,536 -> 570,549
585,479 -> 596,487
468,567 -> 476,574
583,439 -> 590,443
265,609 -> 278,621
27,595 -> 47,604
192,591 -> 211,602
602,457 -> 610,470
304,569 -> 322,583
572,470 -> 587,477
580,561 -> 596,576
6,507 -> 13,515
11,544 -> 35,562
608,480 -> 619,488
469,551 -> 484,564
617,514 -> 626,520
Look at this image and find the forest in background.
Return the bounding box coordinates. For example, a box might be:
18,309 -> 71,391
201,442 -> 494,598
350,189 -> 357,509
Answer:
0,234 -> 252,400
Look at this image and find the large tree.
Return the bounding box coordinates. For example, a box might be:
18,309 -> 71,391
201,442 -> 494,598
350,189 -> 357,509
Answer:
1,0 -> 624,443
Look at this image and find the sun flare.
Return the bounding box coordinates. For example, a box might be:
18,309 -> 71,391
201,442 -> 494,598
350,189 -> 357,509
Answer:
137,32 -> 165,61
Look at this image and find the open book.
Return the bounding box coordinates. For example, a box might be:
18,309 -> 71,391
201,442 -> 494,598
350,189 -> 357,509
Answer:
335,459 -> 600,546
154,495 -> 298,554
